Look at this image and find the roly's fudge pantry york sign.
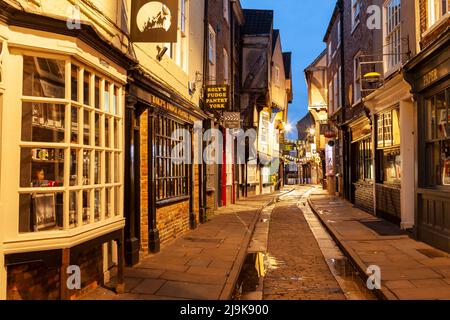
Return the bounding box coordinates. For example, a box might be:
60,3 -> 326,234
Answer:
204,85 -> 230,110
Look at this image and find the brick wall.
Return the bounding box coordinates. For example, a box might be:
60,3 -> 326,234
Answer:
376,184 -> 401,223
354,181 -> 374,214
7,245 -> 103,300
7,261 -> 60,300
156,201 -> 190,246
70,246 -> 103,299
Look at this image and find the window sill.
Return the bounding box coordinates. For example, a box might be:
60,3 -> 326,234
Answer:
156,195 -> 190,208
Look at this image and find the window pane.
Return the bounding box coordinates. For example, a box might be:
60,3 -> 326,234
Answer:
114,186 -> 120,216
383,149 -> 401,183
106,152 -> 111,183
113,86 -> 118,115
95,151 -> 101,185
105,117 -> 111,148
22,103 -> 65,143
82,190 -> 90,224
114,119 -> 120,149
443,140 -> 450,185
23,56 -> 65,98
83,71 -> 91,106
71,65 -> 78,102
94,189 -> 101,222
83,110 -> 90,145
106,187 -> 112,218
83,150 -> 91,185
20,148 -> 65,188
95,113 -> 101,146
114,152 -> 120,183
104,81 -> 110,112
426,97 -> 436,140
95,76 -> 100,109
71,106 -> 79,144
70,149 -> 78,186
69,191 -> 79,228
436,91 -> 447,139
19,192 -> 63,233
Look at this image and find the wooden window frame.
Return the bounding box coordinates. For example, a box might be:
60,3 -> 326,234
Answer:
19,53 -> 123,234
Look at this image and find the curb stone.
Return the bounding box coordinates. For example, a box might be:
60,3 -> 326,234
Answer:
307,196 -> 398,301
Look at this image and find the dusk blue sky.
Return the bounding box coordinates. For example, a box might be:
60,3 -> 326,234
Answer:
240,0 -> 336,139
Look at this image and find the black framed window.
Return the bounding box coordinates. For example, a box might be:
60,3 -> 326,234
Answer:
424,88 -> 450,186
155,114 -> 189,201
354,138 -> 372,181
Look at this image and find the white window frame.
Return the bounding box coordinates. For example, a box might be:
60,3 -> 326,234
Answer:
384,0 -> 402,73
351,0 -> 361,31
15,52 -> 124,238
428,0 -> 449,28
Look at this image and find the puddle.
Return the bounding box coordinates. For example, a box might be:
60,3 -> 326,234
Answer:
232,252 -> 285,300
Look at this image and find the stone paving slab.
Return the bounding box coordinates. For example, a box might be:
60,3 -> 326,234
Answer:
308,188 -> 450,300
82,190 -> 290,300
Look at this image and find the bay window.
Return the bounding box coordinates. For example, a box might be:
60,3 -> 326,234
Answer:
19,54 -> 123,233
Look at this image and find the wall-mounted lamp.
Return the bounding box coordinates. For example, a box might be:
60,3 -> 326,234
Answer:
156,45 -> 168,62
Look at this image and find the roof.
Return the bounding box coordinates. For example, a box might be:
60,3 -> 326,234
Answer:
272,29 -> 279,51
242,9 -> 273,35
283,52 -> 292,79
296,112 -> 315,141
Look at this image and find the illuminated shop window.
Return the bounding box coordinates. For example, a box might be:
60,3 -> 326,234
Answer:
19,55 -> 123,233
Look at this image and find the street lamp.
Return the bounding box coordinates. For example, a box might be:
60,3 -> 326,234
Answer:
285,123 -> 292,133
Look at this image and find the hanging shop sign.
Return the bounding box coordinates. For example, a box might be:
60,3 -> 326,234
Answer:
204,85 -> 230,110
131,0 -> 178,43
223,112 -> 240,129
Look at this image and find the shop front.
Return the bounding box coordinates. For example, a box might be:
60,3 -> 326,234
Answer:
405,30 -> 450,252
126,69 -> 206,261
349,116 -> 374,214
0,6 -> 135,299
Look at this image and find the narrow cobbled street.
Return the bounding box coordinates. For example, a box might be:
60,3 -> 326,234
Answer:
262,187 -> 346,300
